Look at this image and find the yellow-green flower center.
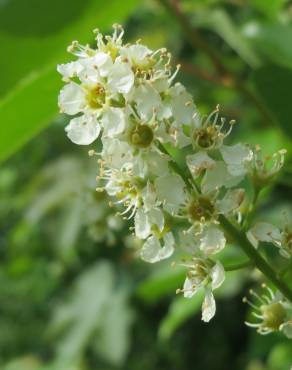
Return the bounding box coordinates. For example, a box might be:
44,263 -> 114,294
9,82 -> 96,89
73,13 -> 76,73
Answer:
260,302 -> 286,331
129,125 -> 154,148
194,126 -> 220,149
85,83 -> 106,109
188,196 -> 215,222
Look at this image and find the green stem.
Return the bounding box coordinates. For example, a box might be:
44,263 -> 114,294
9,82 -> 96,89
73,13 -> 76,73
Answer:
224,260 -> 253,272
158,143 -> 199,192
219,215 -> 292,302
242,186 -> 261,230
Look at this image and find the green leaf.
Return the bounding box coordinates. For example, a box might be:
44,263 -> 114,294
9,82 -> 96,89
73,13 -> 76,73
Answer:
193,9 -> 260,68
158,292 -> 203,341
136,265 -> 185,303
0,0 -> 138,96
252,64 -> 292,137
0,0 -> 139,162
250,0 -> 286,19
244,23 -> 292,69
267,342 -> 292,370
0,67 -> 62,162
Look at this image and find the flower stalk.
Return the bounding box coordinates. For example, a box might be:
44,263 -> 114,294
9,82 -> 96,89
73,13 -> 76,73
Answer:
219,215 -> 292,302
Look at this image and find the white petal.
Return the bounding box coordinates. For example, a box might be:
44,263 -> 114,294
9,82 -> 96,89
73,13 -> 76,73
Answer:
211,262 -> 225,290
202,288 -> 216,322
186,152 -> 215,178
92,52 -> 113,77
155,173 -> 186,214
140,233 -> 174,263
202,161 -> 242,194
108,60 -> 134,94
280,321 -> 292,339
141,182 -> 157,211
169,83 -> 197,125
148,208 -> 164,232
249,222 -> 281,244
102,138 -> 132,169
132,83 -> 161,119
183,277 -> 197,298
146,151 -> 169,176
58,82 -> 85,115
140,236 -> 160,263
120,45 -> 152,66
246,229 -> 259,249
161,232 -> 175,259
65,115 -> 100,145
216,188 -> 245,214
135,208 -> 151,239
101,107 -> 126,137
57,61 -> 83,80
200,225 -> 226,255
220,144 -> 252,176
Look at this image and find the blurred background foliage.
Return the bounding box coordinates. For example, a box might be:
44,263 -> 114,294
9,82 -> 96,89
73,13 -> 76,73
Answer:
0,0 -> 292,369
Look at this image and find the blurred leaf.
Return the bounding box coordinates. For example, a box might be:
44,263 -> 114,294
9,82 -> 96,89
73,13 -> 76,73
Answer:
0,0 -> 139,96
250,0 -> 286,19
49,261 -> 115,365
136,265 -> 185,303
0,67 -> 61,163
193,9 -> 260,68
0,0 -> 139,162
252,64 -> 292,137
244,23 -> 292,69
158,291 -> 203,341
3,356 -> 42,370
93,288 -> 135,366
49,261 -> 134,367
267,342 -> 292,370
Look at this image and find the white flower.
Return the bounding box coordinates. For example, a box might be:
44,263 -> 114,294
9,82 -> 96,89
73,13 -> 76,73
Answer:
179,258 -> 225,322
140,232 -> 175,263
248,146 -> 286,187
190,107 -> 234,151
181,224 -> 226,256
248,220 -> 292,259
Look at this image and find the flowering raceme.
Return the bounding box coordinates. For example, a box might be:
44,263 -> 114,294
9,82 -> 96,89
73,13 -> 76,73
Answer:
58,25 -> 291,333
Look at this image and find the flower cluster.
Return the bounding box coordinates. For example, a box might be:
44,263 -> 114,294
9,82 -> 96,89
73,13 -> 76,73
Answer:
58,26 -> 289,329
